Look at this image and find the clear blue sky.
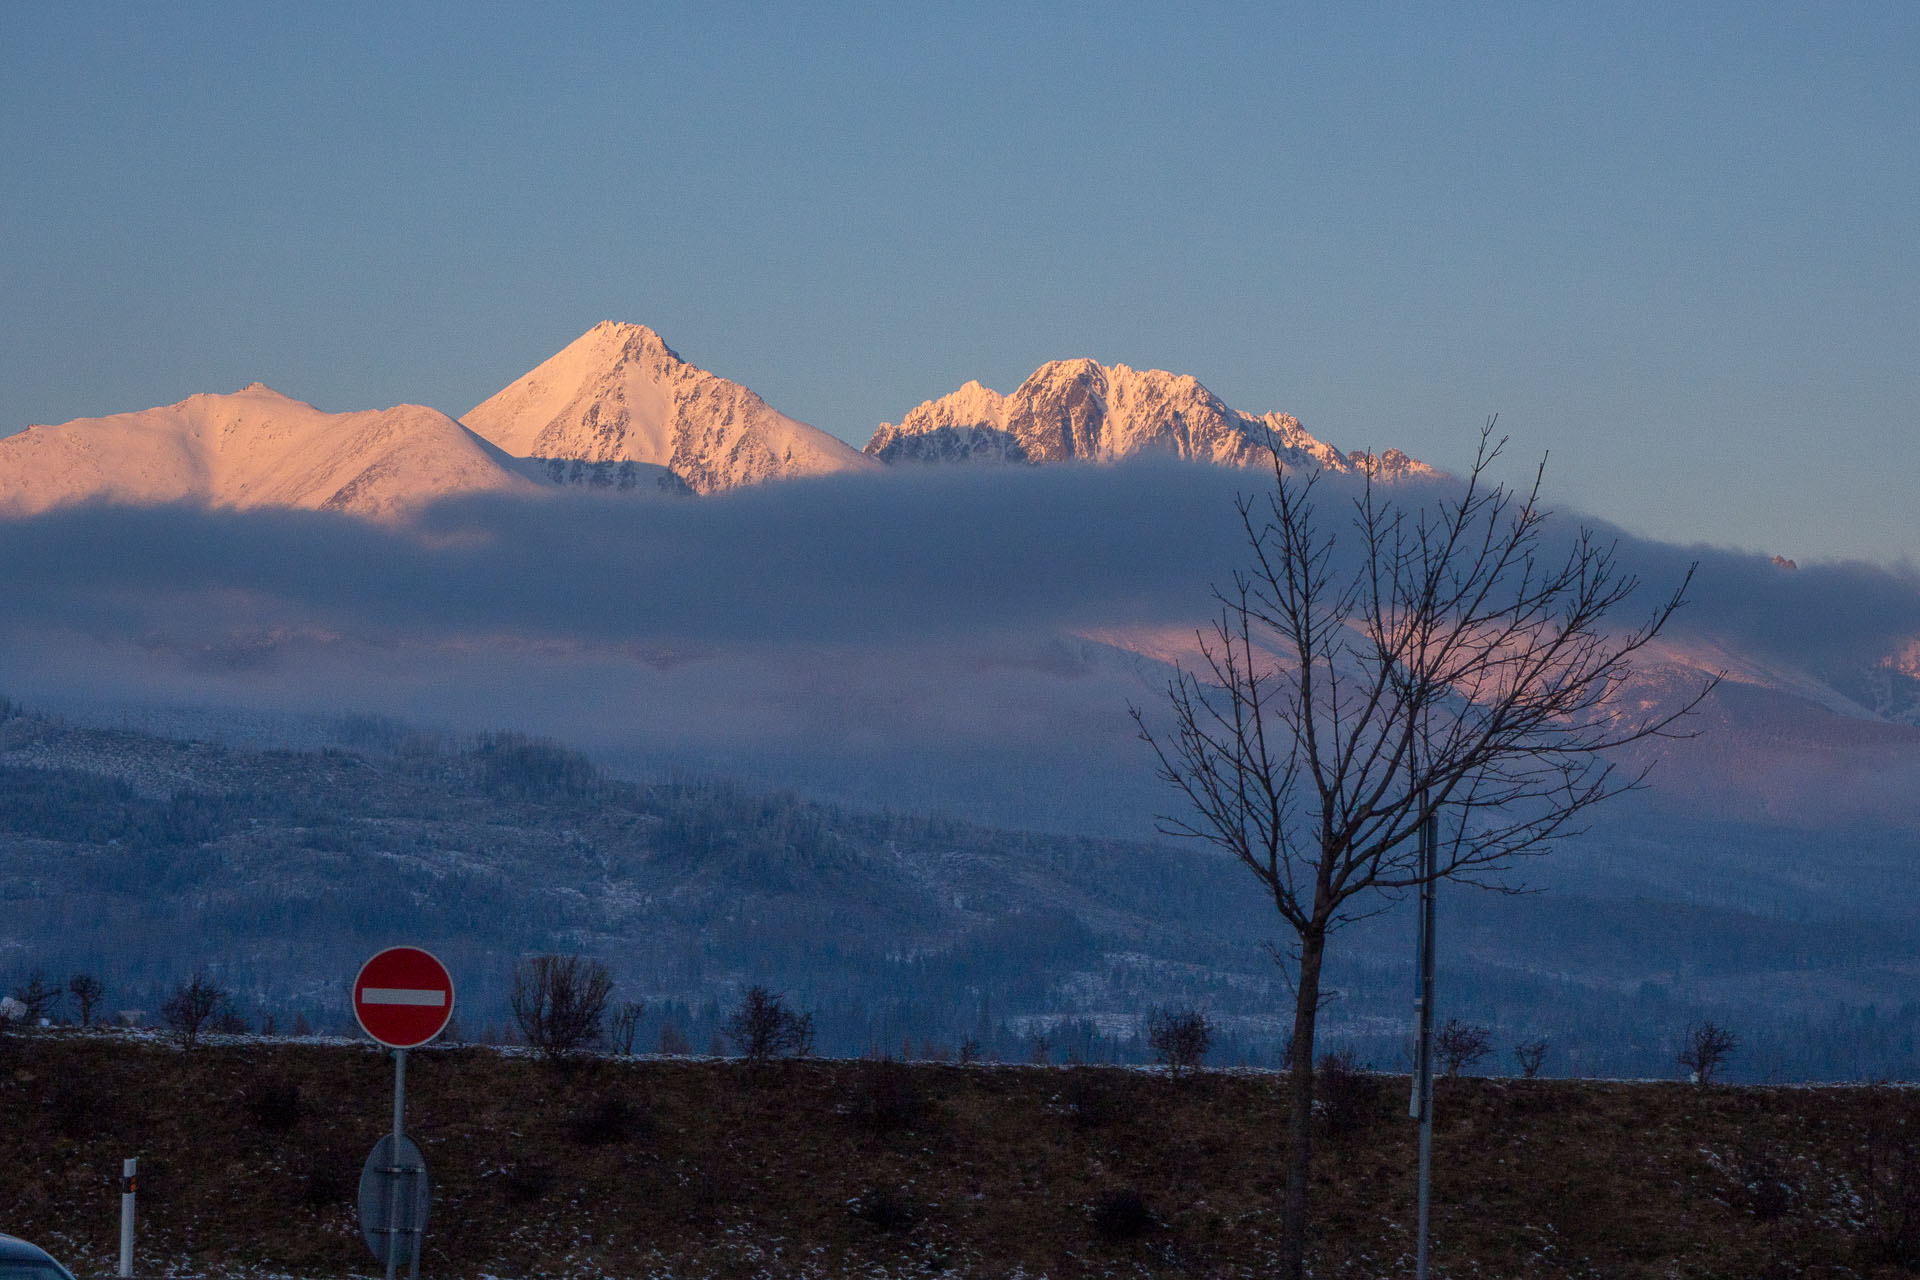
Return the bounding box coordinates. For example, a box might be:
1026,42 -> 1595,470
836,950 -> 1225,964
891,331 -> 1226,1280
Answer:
4,2 -> 1915,565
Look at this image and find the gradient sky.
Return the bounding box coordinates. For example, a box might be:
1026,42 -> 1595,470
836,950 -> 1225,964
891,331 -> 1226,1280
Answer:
3,2 -> 1915,565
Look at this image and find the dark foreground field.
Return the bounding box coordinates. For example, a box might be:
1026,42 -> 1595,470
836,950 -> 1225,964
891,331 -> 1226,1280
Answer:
2,1032 -> 1916,1278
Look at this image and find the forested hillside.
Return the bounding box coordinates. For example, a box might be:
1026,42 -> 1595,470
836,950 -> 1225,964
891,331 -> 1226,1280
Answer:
2,699 -> 1916,1077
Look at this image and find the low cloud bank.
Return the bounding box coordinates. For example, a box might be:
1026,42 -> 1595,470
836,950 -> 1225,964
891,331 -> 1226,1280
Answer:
1,461 -> 1262,648
2,461 -> 1914,833
8,461 -> 1910,657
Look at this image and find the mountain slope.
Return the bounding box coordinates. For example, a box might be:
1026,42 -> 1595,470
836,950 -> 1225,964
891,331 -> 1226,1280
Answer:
3,705 -> 1916,1085
463,322 -> 881,494
0,385 -> 541,520
866,359 -> 1434,479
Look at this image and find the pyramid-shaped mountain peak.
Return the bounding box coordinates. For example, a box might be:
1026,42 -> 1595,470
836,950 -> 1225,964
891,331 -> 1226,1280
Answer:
462,324 -> 879,494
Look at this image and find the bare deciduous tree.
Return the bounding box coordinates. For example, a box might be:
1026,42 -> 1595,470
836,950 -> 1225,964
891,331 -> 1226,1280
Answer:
1147,1007 -> 1213,1079
721,985 -> 813,1064
11,971 -> 60,1025
1133,426 -> 1712,1278
509,955 -> 614,1061
161,973 -> 227,1050
1435,1018 -> 1494,1076
609,1000 -> 643,1056
1678,1019 -> 1738,1085
1513,1038 -> 1550,1079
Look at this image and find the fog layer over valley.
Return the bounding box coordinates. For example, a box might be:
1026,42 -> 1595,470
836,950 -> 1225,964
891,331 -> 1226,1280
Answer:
3,458 -> 1918,1079
2,461 -> 1915,829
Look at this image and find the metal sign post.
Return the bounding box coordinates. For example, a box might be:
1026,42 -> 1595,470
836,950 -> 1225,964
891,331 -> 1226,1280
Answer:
388,1049 -> 408,1280
1408,799 -> 1438,1280
352,947 -> 453,1279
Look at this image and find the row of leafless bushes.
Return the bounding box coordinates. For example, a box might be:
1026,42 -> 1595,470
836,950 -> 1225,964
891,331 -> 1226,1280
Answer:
508,954 -> 815,1064
5,960 -> 1743,1087
1,969 -> 108,1027
2,968 -> 322,1045
496,956 -> 1729,1084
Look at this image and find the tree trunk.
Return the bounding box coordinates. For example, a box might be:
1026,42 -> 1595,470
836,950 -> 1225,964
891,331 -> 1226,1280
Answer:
1278,924 -> 1329,1280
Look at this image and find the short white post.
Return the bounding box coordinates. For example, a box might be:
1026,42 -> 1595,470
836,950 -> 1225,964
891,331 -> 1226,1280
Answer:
118,1156 -> 137,1278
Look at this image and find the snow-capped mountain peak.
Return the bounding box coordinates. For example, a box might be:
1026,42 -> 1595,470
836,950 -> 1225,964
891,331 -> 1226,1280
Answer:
866,357 -> 1435,479
0,386 -> 540,520
462,322 -> 880,494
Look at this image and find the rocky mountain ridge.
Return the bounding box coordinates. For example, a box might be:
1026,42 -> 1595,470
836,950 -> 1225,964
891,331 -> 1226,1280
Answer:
0,325 -> 1433,517
866,357 -> 1435,480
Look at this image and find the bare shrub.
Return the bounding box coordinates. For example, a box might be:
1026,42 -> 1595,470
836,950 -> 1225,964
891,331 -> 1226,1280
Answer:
300,1149 -> 356,1209
211,1008 -> 250,1035
1091,1188 -> 1153,1241
850,1057 -> 926,1134
1512,1038 -> 1549,1079
509,954 -> 614,1061
851,1185 -> 915,1231
1734,1143 -> 1794,1222
246,1079 -> 304,1133
67,973 -> 105,1027
1147,1007 -> 1213,1078
1678,1020 -> 1738,1085
957,1036 -> 983,1065
161,973 -> 227,1050
1315,1048 -> 1383,1136
50,1076 -> 103,1138
1064,1069 -> 1126,1130
609,1000 -> 643,1055
657,1022 -> 691,1056
569,1096 -> 646,1146
1856,1093 -> 1920,1268
497,1162 -> 555,1205
722,985 -> 813,1063
1435,1019 -> 1494,1077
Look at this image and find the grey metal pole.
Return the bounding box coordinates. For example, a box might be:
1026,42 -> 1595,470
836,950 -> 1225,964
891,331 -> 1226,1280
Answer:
1411,802 -> 1438,1280
386,1049 -> 406,1280
118,1157 -> 136,1278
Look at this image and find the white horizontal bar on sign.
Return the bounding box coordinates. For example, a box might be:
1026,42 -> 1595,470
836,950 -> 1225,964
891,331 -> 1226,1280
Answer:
362,987 -> 447,1006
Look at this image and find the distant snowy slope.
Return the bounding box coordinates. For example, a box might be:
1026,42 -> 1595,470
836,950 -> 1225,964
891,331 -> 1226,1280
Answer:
464,322 -> 881,494
0,384 -> 540,520
867,358 -> 1435,480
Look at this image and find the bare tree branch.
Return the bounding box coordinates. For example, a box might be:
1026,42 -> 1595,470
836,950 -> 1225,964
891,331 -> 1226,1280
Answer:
1131,422 -> 1717,1280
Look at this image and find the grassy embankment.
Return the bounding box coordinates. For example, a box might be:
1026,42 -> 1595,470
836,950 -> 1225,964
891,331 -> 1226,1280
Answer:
3,1032 -> 1916,1278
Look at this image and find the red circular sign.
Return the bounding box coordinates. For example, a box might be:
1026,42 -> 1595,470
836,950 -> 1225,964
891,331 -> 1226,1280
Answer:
353,947 -> 455,1049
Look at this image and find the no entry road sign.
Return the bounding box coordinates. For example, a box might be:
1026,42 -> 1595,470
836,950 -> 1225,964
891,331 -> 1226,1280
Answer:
353,947 -> 455,1049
